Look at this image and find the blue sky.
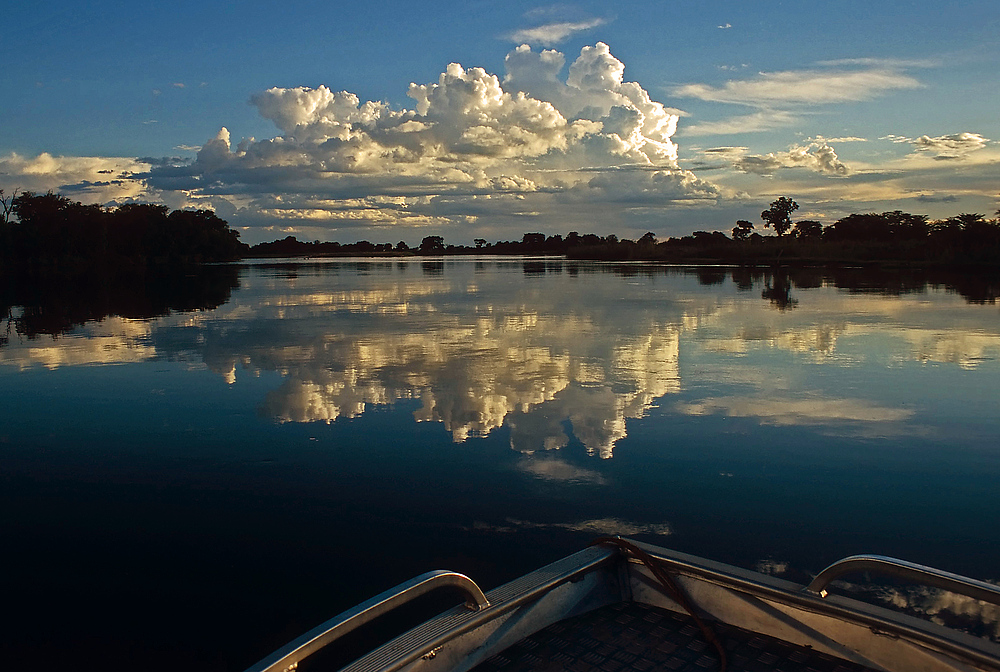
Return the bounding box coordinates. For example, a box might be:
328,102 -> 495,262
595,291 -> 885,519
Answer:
2,0 -> 998,244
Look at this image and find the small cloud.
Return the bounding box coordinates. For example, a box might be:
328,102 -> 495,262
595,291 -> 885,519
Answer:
174,145 -> 201,152
172,82 -> 186,89
152,89 -> 161,96
884,132 -> 989,160
915,193 -> 959,203
732,142 -> 851,176
702,146 -> 748,157
717,23 -> 732,29
507,18 -> 606,45
142,120 -> 158,125
914,132 -> 988,155
517,456 -> 606,484
813,135 -> 867,143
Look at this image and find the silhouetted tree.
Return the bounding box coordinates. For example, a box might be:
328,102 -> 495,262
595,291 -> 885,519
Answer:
732,219 -> 754,241
761,197 -> 798,237
419,235 -> 445,253
521,233 -> 545,248
792,220 -> 822,239
4,192 -> 246,267
1,187 -> 18,225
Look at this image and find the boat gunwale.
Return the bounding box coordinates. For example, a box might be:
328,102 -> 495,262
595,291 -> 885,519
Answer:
247,539 -> 1000,672
627,540 -> 1000,671
341,545 -> 618,672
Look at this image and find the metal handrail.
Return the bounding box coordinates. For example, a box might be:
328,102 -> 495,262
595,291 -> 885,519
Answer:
806,554 -> 1000,606
244,570 -> 490,672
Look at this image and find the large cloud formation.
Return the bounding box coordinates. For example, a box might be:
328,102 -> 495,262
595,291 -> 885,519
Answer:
144,42 -> 715,236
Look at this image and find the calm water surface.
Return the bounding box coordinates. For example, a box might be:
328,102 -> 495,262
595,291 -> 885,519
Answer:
3,259 -> 999,671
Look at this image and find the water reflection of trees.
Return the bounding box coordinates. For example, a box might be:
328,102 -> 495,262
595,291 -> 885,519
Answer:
719,267 -> 998,307
491,261 -> 1000,308
0,265 -> 241,342
761,271 -> 798,310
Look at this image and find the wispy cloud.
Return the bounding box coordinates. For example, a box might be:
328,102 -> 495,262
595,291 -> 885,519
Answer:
675,68 -> 922,106
507,18 -> 606,45
674,61 -> 925,138
914,193 -> 958,203
717,23 -> 732,29
812,135 -> 867,143
816,57 -> 940,69
681,109 -> 798,136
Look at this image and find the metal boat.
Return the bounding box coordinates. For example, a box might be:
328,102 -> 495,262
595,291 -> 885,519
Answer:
245,537 -> 1000,672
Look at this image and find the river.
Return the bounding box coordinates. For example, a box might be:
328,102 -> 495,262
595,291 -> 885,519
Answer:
2,258 -> 999,670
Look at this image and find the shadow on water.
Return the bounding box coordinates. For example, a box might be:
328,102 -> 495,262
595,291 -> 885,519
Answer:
0,264 -> 241,343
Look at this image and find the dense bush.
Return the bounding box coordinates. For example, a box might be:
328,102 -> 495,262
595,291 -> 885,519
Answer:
0,192 -> 248,271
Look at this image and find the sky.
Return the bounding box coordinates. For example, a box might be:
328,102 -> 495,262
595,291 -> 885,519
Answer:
1,0 -> 998,245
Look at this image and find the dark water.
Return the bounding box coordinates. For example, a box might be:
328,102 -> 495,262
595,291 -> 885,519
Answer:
3,259 -> 999,670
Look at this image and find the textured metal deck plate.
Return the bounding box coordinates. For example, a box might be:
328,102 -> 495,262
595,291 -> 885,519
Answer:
472,602 -> 876,672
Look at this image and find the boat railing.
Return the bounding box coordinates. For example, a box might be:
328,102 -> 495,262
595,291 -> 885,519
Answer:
245,570 -> 489,672
806,554 -> 1000,606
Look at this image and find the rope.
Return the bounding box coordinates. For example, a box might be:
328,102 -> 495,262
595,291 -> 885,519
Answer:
590,537 -> 727,672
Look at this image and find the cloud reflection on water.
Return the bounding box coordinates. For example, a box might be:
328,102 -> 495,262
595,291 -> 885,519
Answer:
676,395 -> 914,426
3,261 -> 999,456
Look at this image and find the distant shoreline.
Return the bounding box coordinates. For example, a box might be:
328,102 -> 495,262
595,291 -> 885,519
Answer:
4,191 -> 999,273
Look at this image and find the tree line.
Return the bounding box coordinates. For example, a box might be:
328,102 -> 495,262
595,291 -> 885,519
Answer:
249,199 -> 1000,267
4,190 -> 1000,269
1,190 -> 248,272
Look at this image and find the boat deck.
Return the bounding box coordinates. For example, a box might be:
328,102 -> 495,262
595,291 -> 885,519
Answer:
472,602 -> 877,672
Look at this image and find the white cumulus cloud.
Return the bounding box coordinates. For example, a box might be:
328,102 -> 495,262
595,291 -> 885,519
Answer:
142,42 -> 709,234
